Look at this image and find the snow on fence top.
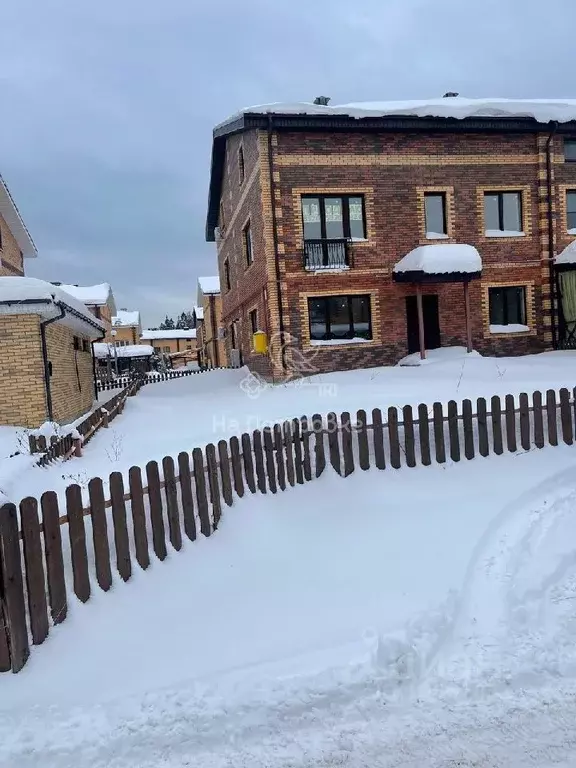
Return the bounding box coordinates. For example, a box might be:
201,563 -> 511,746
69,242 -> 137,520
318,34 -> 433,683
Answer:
393,244 -> 482,275
112,309 -> 140,327
555,240 -> 576,265
198,276 -> 220,295
221,97 -> 576,127
0,276 -> 105,333
141,329 -> 197,340
57,282 -> 113,307
93,343 -> 154,359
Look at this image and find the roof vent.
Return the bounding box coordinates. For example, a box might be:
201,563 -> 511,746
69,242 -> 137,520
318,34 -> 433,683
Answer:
313,96 -> 331,106
443,92 -> 459,98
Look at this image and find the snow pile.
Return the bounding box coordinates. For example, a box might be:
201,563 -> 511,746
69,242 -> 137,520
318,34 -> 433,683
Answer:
93,343 -> 153,359
112,309 -> 140,327
141,329 -> 196,340
225,97 -> 576,125
198,275 -> 220,295
398,346 -> 481,367
56,283 -> 112,307
555,240 -> 576,265
393,244 -> 482,275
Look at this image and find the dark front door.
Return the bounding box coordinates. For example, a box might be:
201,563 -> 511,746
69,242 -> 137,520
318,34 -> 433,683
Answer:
405,295 -> 441,354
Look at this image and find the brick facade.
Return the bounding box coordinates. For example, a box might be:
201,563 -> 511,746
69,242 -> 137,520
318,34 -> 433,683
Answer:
46,323 -> 94,423
0,211 -> 24,276
212,125 -> 576,378
104,324 -> 139,345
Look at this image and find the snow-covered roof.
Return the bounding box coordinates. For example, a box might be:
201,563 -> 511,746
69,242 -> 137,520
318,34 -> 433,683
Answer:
0,276 -> 105,337
194,305 -> 204,321
112,309 -> 140,327
198,276 -> 220,295
221,97 -> 576,127
57,282 -> 115,310
141,329 -> 197,340
393,244 -> 482,277
93,343 -> 154,359
555,241 -> 576,266
0,175 -> 37,259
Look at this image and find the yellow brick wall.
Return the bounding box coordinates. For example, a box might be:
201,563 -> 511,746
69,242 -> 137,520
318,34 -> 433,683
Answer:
0,315 -> 47,427
104,325 -> 139,344
0,212 -> 24,276
46,323 -> 95,423
201,294 -> 227,366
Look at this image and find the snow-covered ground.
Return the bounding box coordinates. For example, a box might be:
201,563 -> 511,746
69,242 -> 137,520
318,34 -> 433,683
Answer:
2,350 -> 576,505
1,447 -> 576,766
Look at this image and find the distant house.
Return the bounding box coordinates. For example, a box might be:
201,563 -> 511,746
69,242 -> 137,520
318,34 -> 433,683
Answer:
140,329 -> 197,367
106,309 -> 141,345
54,283 -> 116,334
0,277 -> 105,427
93,342 -> 154,376
197,277 -> 227,367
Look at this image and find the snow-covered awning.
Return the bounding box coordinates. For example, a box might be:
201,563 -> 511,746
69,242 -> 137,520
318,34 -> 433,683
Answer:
555,241 -> 576,267
141,329 -> 196,340
94,343 -> 154,359
393,244 -> 482,283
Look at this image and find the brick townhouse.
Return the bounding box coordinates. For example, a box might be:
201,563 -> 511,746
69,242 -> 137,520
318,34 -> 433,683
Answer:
55,282 -> 116,335
205,96 -> 576,380
105,308 -> 141,345
196,277 -> 227,367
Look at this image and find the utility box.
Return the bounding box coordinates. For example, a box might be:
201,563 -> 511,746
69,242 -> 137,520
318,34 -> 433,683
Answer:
253,330 -> 268,354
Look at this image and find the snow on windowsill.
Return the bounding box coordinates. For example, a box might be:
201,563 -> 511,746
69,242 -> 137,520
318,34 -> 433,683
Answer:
485,230 -> 525,238
310,337 -> 371,347
489,324 -> 530,334
568,228 -> 576,236
425,232 -> 449,240
305,266 -> 350,273
350,237 -> 369,242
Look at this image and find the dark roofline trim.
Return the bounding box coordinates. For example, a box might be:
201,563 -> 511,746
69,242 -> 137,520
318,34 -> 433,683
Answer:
393,270 -> 482,284
206,112 -> 576,241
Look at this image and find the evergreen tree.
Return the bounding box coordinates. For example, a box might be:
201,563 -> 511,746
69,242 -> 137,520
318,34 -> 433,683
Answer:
160,315 -> 175,330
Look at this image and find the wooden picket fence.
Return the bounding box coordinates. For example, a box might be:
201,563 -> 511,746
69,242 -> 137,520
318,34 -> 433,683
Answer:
1,385 -> 575,673
28,377 -> 143,465
96,366 -> 228,393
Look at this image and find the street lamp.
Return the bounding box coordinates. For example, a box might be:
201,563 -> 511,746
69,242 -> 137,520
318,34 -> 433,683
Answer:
110,329 -> 119,376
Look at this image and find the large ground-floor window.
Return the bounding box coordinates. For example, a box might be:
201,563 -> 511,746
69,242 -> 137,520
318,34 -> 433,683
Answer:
488,286 -> 527,326
308,294 -> 372,341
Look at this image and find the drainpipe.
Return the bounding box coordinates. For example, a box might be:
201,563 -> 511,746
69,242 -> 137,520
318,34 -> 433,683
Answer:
40,304 -> 66,422
91,326 -> 106,400
209,294 -> 220,367
546,122 -> 559,348
267,114 -> 287,376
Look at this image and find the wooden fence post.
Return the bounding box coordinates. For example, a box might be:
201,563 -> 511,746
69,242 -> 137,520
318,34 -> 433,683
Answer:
372,408 -> 386,470
462,399 -> 475,460
109,472 -> 132,581
0,504 -> 30,672
206,443 -> 222,528
217,441 -> 234,506
505,394 -> 517,453
403,405 -> 416,468
240,433 -> 257,493
447,400 -> 460,462
128,466 -> 150,569
273,424 -> 287,491
519,393 -> 530,450
388,407 -> 401,469
192,447 -> 211,537
252,430 -> 267,493
341,412 -> 354,477
282,422 -> 296,487
312,414 -> 326,477
262,428 -> 277,493
432,402 -> 445,463
533,390 -> 545,449
146,461 -> 167,560
327,412 -> 341,475
292,419 -> 304,484
560,388 -> 573,445
163,456 -> 182,550
88,478 -> 112,591
178,452 -> 197,541
41,491 -> 67,624
300,416 -> 312,481
546,389 -> 558,446
491,395 -> 503,455
417,404 -> 431,466
357,409 -> 370,471
229,436 -> 245,496
66,484 -> 90,602
20,497 -> 49,646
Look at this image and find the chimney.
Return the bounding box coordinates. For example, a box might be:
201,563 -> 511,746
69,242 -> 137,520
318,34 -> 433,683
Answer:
443,92 -> 459,98
313,96 -> 330,106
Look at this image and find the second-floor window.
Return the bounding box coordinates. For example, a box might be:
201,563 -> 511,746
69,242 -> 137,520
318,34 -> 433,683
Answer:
301,195 -> 366,241
238,146 -> 245,184
424,193 -> 447,238
224,258 -> 231,291
567,191 -> 576,232
565,140 -> 576,162
484,191 -> 523,235
243,222 -> 253,265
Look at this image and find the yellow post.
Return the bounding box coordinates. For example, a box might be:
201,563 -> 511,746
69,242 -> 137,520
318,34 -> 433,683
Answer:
253,331 -> 268,354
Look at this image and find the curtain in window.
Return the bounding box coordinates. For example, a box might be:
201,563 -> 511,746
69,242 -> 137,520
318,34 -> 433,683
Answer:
302,200 -> 320,223
560,270 -> 576,339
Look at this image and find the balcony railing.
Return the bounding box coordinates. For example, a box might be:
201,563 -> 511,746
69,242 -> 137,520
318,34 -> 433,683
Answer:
303,238 -> 350,270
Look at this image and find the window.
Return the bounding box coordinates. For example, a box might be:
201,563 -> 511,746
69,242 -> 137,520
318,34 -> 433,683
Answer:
224,258 -> 231,290
186,343 -> 192,350
243,222 -> 253,265
94,306 -> 101,319
301,195 -> 366,241
73,336 -> 81,350
249,308 -> 258,335
567,191 -> 576,232
424,193 -> 447,237
230,322 -> 237,349
565,140 -> 576,162
154,346 -> 161,354
238,146 -> 245,184
82,339 -> 90,353
483,191 -> 523,234
489,286 -> 527,327
308,295 -> 372,341
163,346 -> 171,353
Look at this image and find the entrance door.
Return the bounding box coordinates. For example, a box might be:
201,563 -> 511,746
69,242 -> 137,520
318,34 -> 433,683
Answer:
405,295 -> 441,354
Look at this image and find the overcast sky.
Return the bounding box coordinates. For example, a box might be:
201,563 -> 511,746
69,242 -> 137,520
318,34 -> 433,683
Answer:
1,0 -> 573,326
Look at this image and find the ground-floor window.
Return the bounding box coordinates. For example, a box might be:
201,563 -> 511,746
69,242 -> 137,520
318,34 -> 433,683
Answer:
163,346 -> 170,353
488,286 -> 527,326
308,294 -> 372,341
249,308 -> 258,335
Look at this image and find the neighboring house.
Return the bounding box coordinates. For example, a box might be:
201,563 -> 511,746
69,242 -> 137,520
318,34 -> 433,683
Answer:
196,277 -> 226,367
0,174 -> 37,276
106,309 -> 141,345
93,342 -> 154,376
140,329 -> 197,366
205,95 -> 576,379
0,277 -> 105,427
54,283 -> 116,334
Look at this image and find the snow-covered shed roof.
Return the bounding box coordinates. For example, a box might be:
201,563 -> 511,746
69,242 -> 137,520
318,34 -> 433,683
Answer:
141,329 -> 197,340
194,306 -> 204,321
555,241 -> 576,266
0,277 -> 105,337
393,244 -> 482,282
57,282 -> 115,311
198,276 -> 220,295
112,309 -> 140,327
93,343 -> 154,359
0,175 -> 37,259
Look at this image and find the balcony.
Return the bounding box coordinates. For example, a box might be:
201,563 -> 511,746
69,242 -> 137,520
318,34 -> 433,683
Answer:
303,238 -> 350,271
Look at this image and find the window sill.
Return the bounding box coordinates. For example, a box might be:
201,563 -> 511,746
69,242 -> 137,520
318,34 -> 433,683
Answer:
484,230 -> 526,238
309,337 -> 373,347
488,324 -> 533,338
567,229 -> 576,236
304,265 -> 350,273
350,237 -> 369,244
425,232 -> 449,240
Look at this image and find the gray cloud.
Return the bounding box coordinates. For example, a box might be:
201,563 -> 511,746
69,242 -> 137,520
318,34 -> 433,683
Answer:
1,0 -> 575,325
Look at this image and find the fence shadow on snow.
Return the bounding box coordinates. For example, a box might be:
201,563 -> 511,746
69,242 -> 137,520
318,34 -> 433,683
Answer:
0,386 -> 575,673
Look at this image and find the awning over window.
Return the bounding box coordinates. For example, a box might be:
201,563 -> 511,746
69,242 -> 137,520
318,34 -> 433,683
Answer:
555,240 -> 576,268
393,244 -> 482,283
